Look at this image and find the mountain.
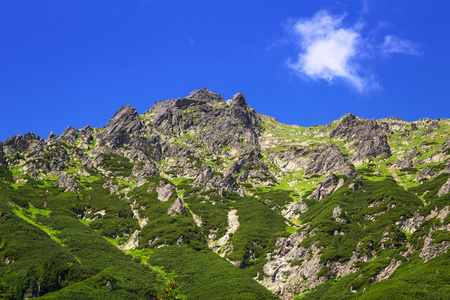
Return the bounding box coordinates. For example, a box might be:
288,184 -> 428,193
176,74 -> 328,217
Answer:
0,88 -> 449,299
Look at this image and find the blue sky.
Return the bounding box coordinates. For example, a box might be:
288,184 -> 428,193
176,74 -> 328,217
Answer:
1,0 -> 449,141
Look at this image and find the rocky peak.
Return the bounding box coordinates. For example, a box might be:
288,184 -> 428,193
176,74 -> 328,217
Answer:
46,131 -> 57,141
230,92 -> 249,108
329,114 -> 391,162
3,133 -> 42,154
103,105 -> 142,135
187,88 -> 224,103
95,105 -> 143,149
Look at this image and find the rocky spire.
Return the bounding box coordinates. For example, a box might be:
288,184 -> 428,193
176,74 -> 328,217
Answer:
103,105 -> 142,135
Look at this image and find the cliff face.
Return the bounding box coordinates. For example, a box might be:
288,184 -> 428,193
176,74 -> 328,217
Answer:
1,88 -> 449,299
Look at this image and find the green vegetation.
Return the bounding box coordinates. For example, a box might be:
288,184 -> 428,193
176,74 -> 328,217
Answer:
98,153 -> 134,177
300,179 -> 423,264
149,246 -> 279,300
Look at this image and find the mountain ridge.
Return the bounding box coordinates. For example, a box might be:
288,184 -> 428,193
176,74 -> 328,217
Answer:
0,88 -> 449,299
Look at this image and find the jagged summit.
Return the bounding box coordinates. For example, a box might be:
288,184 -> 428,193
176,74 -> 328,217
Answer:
103,105 -> 142,135
186,87 -> 225,103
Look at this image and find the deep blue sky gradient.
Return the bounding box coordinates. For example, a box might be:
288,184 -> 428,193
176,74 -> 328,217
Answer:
1,1 -> 449,141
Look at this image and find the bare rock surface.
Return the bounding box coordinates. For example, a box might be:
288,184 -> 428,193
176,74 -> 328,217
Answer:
329,114 -> 391,162
157,184 -> 175,202
56,172 -> 78,194
168,198 -> 187,216
304,145 -> 357,178
437,178 -> 450,197
187,88 -> 224,103
373,259 -> 402,283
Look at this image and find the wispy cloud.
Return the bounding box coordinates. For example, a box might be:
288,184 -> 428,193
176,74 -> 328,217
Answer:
286,9 -> 421,92
381,35 -> 422,56
288,11 -> 367,91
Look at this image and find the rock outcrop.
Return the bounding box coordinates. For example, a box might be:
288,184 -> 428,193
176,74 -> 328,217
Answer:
56,172 -> 78,194
97,105 -> 143,148
309,175 -> 345,201
156,184 -> 175,202
168,198 -> 187,216
187,88 -> 224,103
304,145 -> 357,179
437,178 -> 450,197
330,114 -> 391,163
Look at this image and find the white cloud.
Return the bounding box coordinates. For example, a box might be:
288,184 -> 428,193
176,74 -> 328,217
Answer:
286,10 -> 421,92
381,35 -> 421,56
287,11 -> 369,91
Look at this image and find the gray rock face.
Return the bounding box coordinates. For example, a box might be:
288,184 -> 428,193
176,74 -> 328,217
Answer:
147,89 -> 262,154
444,161 -> 450,174
414,167 -> 435,182
46,131 -> 57,141
330,114 -> 391,162
372,259 -> 402,283
156,184 -> 175,202
230,92 -> 250,108
56,172 -> 78,194
168,198 -> 187,216
441,139 -> 450,153
3,133 -> 42,154
187,88 -> 224,103
437,178 -> 450,197
395,212 -> 426,234
305,145 -> 357,179
96,105 -> 143,149
193,166 -> 214,186
104,105 -> 143,135
422,120 -> 441,136
309,175 -> 344,201
397,158 -> 413,169
60,126 -> 79,146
